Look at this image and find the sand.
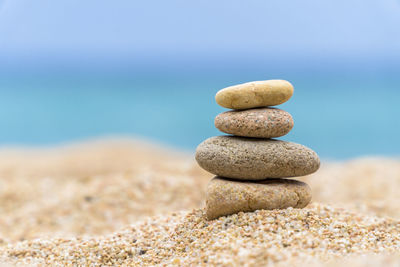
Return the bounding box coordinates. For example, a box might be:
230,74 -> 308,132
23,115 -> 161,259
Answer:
0,139 -> 399,266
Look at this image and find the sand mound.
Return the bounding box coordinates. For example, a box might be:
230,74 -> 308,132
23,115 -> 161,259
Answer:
1,203 -> 400,266
0,139 -> 399,265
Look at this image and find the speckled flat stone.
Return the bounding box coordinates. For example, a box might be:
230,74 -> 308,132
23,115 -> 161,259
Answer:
195,136 -> 320,180
206,177 -> 312,220
214,108 -> 294,138
215,80 -> 294,109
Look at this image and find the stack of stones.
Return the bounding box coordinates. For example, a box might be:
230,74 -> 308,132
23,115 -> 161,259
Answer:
195,80 -> 320,220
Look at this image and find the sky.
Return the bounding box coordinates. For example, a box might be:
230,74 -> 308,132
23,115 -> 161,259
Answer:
0,0 -> 400,66
0,1 -> 399,157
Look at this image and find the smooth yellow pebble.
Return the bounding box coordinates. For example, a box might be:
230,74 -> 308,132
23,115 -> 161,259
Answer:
215,79 -> 294,109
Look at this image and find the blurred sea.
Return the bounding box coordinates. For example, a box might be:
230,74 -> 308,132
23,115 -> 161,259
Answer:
0,68 -> 399,159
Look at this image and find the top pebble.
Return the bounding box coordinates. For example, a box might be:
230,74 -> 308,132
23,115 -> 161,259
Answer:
215,80 -> 294,109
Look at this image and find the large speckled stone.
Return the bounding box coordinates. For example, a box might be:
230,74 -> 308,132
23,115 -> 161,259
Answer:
214,108 -> 294,138
215,80 -> 294,109
206,177 -> 312,220
195,136 -> 320,180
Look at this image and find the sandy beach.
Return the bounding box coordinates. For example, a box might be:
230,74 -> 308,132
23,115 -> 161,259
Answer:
0,139 -> 399,266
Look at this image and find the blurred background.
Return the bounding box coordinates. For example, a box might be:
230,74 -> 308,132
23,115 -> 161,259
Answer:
0,0 -> 399,159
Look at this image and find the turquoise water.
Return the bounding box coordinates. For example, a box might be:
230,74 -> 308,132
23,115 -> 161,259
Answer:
0,69 -> 399,159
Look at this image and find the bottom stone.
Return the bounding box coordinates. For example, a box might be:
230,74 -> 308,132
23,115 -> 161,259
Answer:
206,177 -> 312,220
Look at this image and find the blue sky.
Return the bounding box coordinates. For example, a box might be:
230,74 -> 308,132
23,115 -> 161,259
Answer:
0,0 -> 400,64
0,1 -> 399,157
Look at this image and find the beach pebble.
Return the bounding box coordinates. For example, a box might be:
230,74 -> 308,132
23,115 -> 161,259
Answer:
206,177 -> 312,219
215,80 -> 294,109
195,136 -> 320,180
214,107 -> 294,138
